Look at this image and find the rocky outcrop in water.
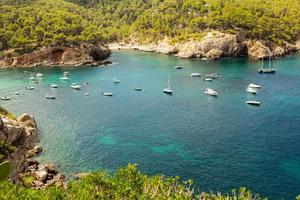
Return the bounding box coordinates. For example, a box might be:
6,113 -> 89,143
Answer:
0,44 -> 111,68
0,113 -> 65,188
109,31 -> 300,60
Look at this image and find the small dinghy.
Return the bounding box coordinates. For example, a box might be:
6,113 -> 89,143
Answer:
60,76 -> 69,80
14,92 -> 20,96
174,66 -> 183,69
204,88 -> 218,96
190,73 -> 201,77
83,81 -> 89,85
25,86 -> 34,90
63,71 -> 70,76
36,73 -> 43,77
134,88 -> 142,91
45,95 -> 56,100
113,78 -> 120,84
84,93 -> 89,96
0,96 -> 10,100
246,100 -> 261,106
204,78 -> 213,81
50,84 -> 59,88
248,83 -> 261,89
29,77 -> 36,81
70,83 -> 81,90
101,92 -> 113,96
246,87 -> 257,94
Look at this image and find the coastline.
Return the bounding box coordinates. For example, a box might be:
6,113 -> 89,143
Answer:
109,31 -> 300,60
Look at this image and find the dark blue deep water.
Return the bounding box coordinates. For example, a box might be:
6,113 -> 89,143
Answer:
0,51 -> 300,199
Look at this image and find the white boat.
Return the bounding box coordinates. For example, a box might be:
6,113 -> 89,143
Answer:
174,66 -> 183,69
204,78 -> 213,81
63,71 -> 70,75
190,73 -> 201,77
29,77 -> 36,81
246,100 -> 261,106
246,87 -> 257,94
14,92 -> 20,95
36,73 -> 43,77
84,93 -> 89,96
50,84 -> 59,88
25,86 -> 34,90
163,74 -> 173,95
134,88 -> 142,91
113,78 -> 120,84
248,83 -> 261,89
70,83 -> 81,90
60,76 -> 69,80
258,56 -> 276,74
205,73 -> 219,79
101,92 -> 113,96
204,88 -> 218,96
0,96 -> 10,100
45,95 -> 56,99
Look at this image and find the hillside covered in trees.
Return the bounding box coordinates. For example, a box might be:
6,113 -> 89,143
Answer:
1,0 -> 300,53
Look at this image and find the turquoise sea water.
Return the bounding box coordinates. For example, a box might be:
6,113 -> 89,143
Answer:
1,51 -> 300,199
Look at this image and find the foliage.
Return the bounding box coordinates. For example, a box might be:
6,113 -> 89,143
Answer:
0,106 -> 15,119
0,161 -> 11,181
1,0 -> 300,52
0,163 -> 272,200
0,140 -> 15,163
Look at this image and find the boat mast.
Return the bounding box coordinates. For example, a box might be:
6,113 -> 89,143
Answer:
168,74 -> 171,89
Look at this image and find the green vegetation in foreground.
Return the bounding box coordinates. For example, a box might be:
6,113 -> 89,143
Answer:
1,0 -> 300,53
0,163 -> 270,200
0,161 -> 11,181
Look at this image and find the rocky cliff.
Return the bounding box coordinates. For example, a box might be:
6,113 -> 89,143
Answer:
0,44 -> 111,68
109,31 -> 300,60
0,112 -> 65,188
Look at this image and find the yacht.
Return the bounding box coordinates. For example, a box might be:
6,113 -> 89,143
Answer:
25,86 -> 34,90
163,74 -> 173,95
205,73 -> 219,79
248,83 -> 261,89
190,73 -> 201,77
174,66 -> 183,69
113,78 -> 120,84
45,95 -> 56,99
70,83 -> 81,90
50,84 -> 59,88
246,100 -> 261,106
134,88 -> 142,91
258,56 -> 276,74
60,76 -> 69,80
204,88 -> 218,96
101,92 -> 113,96
246,87 -> 257,94
36,73 -> 43,77
0,96 -> 10,101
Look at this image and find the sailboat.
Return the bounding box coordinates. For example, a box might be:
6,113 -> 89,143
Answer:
258,56 -> 276,74
163,74 -> 173,95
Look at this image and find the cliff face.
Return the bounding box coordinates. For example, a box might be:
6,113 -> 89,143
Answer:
109,31 -> 300,60
0,113 -> 64,188
0,44 -> 111,68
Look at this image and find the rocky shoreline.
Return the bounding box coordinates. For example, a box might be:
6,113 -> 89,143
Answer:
109,31 -> 300,60
0,44 -> 112,68
0,113 -> 65,188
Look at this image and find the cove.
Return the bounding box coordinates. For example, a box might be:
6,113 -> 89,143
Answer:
1,50 -> 300,199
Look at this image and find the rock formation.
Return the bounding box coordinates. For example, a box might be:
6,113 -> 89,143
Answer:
0,44 -> 111,68
0,113 -> 65,188
109,31 -> 300,60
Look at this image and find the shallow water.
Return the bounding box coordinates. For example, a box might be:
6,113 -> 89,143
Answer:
1,51 -> 300,199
